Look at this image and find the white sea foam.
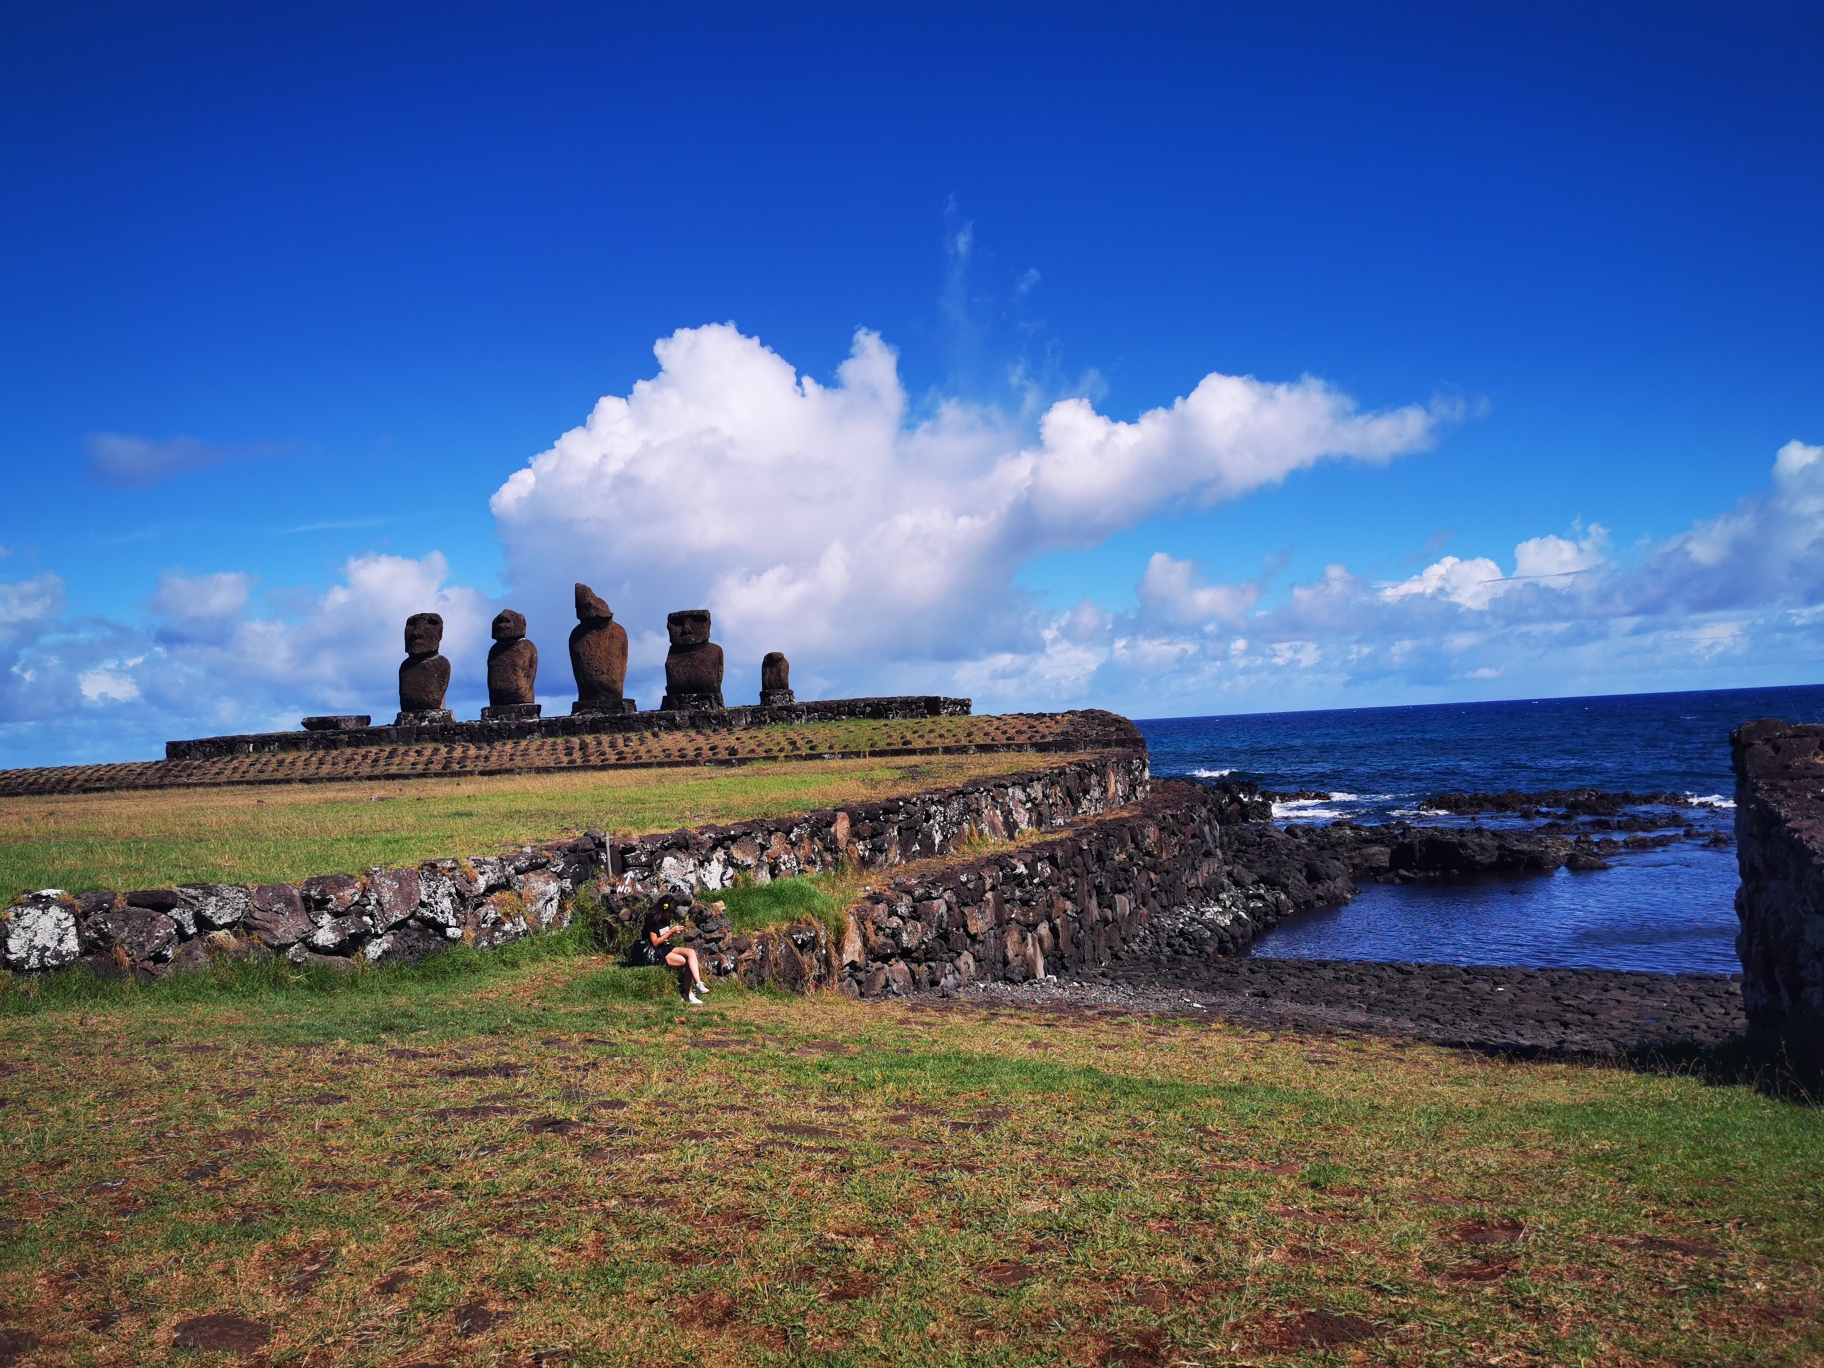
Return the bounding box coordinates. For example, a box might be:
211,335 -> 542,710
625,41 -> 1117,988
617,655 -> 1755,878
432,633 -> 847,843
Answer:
1689,793 -> 1736,809
1272,800 -> 1349,821
1190,767 -> 1235,778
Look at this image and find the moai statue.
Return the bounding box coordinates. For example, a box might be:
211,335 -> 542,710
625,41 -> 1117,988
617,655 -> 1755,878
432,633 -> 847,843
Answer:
396,612 -> 453,726
481,609 -> 541,722
569,583 -> 635,714
660,609 -> 724,710
759,651 -> 794,706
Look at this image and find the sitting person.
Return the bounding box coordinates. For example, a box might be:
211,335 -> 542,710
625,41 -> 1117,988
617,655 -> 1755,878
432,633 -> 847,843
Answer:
628,892 -> 713,1004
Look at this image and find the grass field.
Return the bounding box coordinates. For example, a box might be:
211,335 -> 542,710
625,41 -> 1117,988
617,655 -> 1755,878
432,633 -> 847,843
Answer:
2,939 -> 1820,1366
0,751 -> 1075,897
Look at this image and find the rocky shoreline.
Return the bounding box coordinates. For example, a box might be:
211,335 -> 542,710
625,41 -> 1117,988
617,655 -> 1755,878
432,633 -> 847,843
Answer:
940,957 -> 1747,1057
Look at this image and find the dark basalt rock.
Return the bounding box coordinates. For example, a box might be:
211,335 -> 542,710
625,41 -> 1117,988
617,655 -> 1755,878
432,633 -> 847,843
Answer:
760,651 -> 794,706
1423,788 -> 1693,817
79,907 -> 178,962
246,884 -> 310,949
486,609 -> 538,706
1731,719 -> 1824,1030
398,612 -> 451,717
301,715 -> 370,731
661,609 -> 723,710
568,583 -> 630,711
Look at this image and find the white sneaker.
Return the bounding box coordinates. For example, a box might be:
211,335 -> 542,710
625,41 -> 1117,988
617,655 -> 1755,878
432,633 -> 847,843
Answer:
686,992 -> 704,1006
695,981 -> 712,994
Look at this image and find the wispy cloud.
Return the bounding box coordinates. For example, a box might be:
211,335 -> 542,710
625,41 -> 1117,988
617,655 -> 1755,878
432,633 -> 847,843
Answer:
83,432 -> 291,489
283,517 -> 391,534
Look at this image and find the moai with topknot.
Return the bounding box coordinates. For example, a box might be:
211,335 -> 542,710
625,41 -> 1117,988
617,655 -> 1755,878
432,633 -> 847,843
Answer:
569,583 -> 635,714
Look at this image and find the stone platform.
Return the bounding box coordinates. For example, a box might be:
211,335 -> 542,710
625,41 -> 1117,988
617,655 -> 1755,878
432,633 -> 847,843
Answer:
166,695 -> 973,761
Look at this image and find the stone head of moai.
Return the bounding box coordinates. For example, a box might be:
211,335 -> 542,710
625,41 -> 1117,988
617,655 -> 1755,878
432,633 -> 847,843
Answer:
661,609 -> 724,710
398,611 -> 451,715
403,612 -> 444,657
569,582 -> 629,705
486,609 -> 538,707
667,609 -> 712,648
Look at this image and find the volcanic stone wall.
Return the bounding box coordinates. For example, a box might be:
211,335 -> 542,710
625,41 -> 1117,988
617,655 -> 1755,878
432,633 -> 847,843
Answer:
1730,718 -> 1824,1030
0,753 -> 1151,990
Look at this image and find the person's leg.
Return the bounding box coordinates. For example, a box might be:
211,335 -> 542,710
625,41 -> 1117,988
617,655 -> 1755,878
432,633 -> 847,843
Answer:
666,947 -> 708,995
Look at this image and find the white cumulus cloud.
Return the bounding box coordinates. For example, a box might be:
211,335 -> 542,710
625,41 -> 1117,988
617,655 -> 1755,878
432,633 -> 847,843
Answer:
489,323 -> 1447,702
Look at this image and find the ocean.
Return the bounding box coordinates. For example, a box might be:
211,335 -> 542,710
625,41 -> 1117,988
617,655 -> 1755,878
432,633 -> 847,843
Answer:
1136,684 -> 1824,976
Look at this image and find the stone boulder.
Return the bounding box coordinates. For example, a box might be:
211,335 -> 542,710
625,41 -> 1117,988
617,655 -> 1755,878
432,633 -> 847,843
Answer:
176,884 -> 251,930
661,609 -> 724,710
363,921 -> 449,966
1,893 -> 80,972
79,907 -> 179,963
246,884 -> 310,949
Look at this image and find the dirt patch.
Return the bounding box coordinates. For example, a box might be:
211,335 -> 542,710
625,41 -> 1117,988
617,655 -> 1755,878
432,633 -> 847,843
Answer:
1099,1328 -> 1170,1368
427,1104 -> 523,1121
1255,1310 -> 1379,1350
0,1329 -> 39,1368
526,1116 -> 587,1136
1441,1257 -> 1518,1283
440,1064 -> 525,1080
172,1314 -> 272,1357
285,1247 -> 336,1293
825,1273 -> 880,1302
1451,1218 -> 1526,1245
978,1261 -> 1035,1289
455,1301 -> 510,1336
376,1268 -> 415,1295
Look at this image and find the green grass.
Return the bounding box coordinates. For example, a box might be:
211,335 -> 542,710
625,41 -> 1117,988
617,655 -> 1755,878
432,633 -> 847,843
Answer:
2,951 -> 1820,1366
0,751 -> 1066,896
716,876 -> 850,938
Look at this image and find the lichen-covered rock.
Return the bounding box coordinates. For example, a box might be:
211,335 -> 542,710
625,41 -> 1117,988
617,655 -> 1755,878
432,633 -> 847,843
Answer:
2,893 -> 80,972
307,914 -> 375,954
468,891 -> 528,950
300,874 -> 364,916
177,884 -> 252,930
514,869 -> 564,929
363,922 -> 448,965
369,867 -> 419,930
246,884 -> 310,948
80,907 -> 178,963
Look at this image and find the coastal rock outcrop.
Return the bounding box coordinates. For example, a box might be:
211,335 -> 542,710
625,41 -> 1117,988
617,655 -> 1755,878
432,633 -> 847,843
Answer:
1730,718 -> 1824,1031
568,584 -> 632,714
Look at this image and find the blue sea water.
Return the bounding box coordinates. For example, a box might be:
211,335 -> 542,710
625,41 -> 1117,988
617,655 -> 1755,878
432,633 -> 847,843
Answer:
1136,684 -> 1824,976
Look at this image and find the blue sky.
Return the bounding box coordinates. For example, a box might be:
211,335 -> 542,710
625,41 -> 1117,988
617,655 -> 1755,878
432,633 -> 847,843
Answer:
1,2 -> 1820,766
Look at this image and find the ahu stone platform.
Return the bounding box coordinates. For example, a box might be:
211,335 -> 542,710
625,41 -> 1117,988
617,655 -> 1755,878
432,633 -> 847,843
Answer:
166,696 -> 973,761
